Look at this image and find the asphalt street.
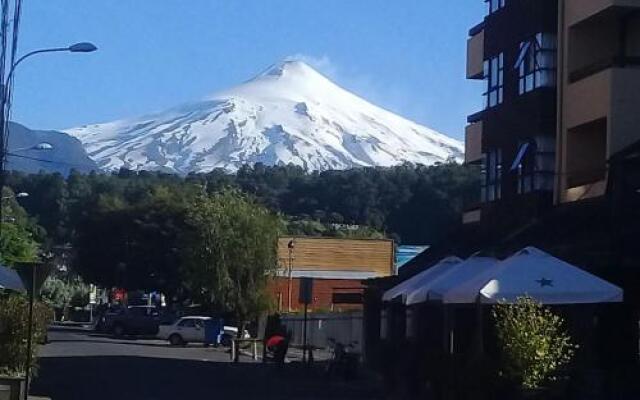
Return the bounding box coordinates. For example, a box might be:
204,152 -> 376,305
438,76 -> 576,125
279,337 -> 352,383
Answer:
30,328 -> 383,400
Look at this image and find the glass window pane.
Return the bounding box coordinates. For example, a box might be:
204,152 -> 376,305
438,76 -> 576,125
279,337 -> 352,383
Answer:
537,50 -> 556,69
536,70 -> 556,87
488,152 -> 496,180
534,173 -> 554,191
515,41 -> 531,69
491,58 -> 498,85
539,33 -> 557,50
535,153 -> 555,172
526,74 -> 534,91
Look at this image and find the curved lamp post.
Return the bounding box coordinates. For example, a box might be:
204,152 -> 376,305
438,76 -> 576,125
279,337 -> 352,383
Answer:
7,42 -> 97,84
0,41 -> 96,400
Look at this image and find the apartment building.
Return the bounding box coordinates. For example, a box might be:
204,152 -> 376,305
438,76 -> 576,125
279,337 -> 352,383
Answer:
465,0 -> 559,226
557,0 -> 640,203
466,0 -> 640,218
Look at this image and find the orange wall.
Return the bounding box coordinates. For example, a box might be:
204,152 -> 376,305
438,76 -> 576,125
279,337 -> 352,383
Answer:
269,277 -> 364,312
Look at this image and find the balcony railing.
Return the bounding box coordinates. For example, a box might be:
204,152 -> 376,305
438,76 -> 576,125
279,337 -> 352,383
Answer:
467,22 -> 485,80
569,56 -> 640,83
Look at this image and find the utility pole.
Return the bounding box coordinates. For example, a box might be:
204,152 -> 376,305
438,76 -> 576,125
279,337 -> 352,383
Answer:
287,239 -> 295,312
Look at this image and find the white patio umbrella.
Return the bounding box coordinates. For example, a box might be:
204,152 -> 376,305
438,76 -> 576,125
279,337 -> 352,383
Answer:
476,247 -> 623,304
406,256 -> 499,305
383,256 -> 462,303
0,264 -> 26,292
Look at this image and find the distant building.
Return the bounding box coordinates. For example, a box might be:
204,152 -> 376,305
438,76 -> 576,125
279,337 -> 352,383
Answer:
272,237 -> 394,312
395,245 -> 429,273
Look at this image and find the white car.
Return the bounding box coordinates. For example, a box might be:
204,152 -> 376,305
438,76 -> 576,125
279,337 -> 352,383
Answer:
158,316 -> 212,346
157,316 -> 250,346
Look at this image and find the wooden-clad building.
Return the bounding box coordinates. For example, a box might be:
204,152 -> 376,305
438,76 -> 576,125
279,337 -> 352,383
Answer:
272,237 -> 394,312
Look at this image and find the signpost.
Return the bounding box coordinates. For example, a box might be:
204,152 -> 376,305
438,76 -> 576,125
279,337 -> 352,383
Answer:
16,261 -> 52,400
298,277 -> 313,364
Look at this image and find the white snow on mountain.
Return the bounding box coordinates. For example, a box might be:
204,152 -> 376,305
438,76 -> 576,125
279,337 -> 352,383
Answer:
65,60 -> 464,173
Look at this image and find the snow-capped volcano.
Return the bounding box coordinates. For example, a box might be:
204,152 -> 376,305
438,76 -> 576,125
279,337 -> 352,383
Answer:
66,60 -> 463,173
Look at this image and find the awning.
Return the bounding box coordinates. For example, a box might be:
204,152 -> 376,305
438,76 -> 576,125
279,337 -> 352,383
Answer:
510,142 -> 531,171
383,256 -> 462,303
406,256 -> 499,305
0,264 -> 26,292
477,247 -> 623,304
514,40 -> 532,69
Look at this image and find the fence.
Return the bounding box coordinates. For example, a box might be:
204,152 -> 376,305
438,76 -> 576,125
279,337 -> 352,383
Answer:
281,311 -> 363,352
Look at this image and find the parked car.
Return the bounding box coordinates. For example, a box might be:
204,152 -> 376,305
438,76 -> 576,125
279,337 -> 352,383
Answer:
220,325 -> 251,346
98,305 -> 161,336
157,316 -> 249,346
158,316 -> 215,346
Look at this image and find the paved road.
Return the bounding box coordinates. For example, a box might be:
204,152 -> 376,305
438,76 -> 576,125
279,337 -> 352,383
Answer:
30,328 -> 383,400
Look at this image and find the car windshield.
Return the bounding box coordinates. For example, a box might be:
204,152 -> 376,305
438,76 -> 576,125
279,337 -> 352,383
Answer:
2,1 -> 635,400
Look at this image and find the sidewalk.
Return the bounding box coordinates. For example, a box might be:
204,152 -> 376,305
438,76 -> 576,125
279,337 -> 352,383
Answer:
49,321 -> 94,331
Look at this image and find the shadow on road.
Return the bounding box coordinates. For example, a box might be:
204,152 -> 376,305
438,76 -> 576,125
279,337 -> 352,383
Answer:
47,337 -> 173,348
31,356 -> 382,400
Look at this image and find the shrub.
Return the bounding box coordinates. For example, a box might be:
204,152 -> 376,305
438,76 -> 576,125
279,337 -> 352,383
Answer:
0,294 -> 53,377
492,296 -> 576,390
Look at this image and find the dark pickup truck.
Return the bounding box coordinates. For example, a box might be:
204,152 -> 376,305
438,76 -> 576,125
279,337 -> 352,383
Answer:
97,305 -> 161,336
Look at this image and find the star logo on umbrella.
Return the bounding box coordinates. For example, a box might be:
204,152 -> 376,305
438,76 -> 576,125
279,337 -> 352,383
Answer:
536,277 -> 553,287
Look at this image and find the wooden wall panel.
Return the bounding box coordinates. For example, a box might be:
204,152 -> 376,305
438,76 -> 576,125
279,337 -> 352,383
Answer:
277,237 -> 394,276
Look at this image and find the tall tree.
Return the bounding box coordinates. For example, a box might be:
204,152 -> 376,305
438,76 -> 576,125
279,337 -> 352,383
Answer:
0,187 -> 40,265
73,185 -> 190,297
182,189 -> 280,325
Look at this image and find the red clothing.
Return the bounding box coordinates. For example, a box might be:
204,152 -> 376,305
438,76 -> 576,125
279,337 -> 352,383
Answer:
266,335 -> 285,349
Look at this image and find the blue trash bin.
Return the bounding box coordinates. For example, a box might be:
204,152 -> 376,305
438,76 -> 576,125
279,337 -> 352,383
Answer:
204,317 -> 224,345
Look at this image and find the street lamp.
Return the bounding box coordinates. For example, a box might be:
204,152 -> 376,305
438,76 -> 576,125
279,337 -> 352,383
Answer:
9,142 -> 54,153
0,40 -> 95,212
0,41 -> 96,400
7,42 -> 97,84
1,191 -> 28,200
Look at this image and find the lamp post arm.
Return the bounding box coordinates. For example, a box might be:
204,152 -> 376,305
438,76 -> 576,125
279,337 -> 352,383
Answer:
5,47 -> 69,89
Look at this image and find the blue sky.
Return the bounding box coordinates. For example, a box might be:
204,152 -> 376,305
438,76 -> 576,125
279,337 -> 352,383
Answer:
13,1 -> 485,140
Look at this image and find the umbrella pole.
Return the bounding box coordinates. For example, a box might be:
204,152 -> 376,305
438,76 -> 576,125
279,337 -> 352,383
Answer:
475,295 -> 484,356
442,304 -> 454,400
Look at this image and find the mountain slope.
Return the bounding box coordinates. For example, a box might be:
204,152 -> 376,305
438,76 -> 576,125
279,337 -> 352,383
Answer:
66,60 -> 463,173
6,122 -> 97,175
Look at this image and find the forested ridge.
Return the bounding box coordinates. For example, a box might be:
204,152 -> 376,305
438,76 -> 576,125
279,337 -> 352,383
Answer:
5,162 -> 478,247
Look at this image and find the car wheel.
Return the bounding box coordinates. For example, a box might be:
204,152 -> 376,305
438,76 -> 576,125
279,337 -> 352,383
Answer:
169,334 -> 184,346
113,324 -> 125,337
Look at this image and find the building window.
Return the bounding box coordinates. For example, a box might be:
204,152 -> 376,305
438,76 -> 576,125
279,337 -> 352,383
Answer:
482,148 -> 502,202
486,0 -> 505,15
515,33 -> 557,95
511,137 -> 555,194
484,53 -> 504,108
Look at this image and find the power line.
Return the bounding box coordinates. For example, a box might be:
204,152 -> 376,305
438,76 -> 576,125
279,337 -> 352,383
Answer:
6,151 -> 95,169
